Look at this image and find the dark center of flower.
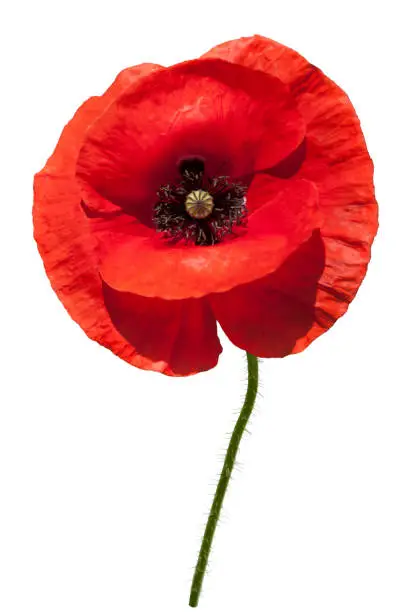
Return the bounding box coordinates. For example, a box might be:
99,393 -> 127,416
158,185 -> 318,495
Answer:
153,158 -> 248,246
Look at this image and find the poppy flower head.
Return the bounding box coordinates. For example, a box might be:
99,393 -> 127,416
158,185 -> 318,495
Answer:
33,35 -> 378,376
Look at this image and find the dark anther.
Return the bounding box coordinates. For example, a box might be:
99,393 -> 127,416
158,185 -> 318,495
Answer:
153,160 -> 248,246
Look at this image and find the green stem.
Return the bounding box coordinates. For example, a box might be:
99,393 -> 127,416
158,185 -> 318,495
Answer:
189,352 -> 259,607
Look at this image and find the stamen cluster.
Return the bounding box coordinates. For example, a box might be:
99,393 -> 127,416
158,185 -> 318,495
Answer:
153,160 -> 247,246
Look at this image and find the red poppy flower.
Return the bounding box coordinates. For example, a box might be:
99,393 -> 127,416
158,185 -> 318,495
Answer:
33,35 -> 378,376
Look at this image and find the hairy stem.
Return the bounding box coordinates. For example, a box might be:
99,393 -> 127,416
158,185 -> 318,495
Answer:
189,352 -> 259,607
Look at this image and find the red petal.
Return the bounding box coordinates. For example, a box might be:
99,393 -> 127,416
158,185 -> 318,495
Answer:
76,58 -> 304,226
291,235 -> 373,354
42,63 -> 161,178
202,36 -> 310,85
210,232 -> 325,357
33,64 -> 194,375
103,284 -> 222,376
100,177 -> 320,299
204,35 -> 378,348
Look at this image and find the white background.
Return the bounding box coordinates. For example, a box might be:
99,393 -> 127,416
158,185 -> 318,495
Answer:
1,0 -> 405,610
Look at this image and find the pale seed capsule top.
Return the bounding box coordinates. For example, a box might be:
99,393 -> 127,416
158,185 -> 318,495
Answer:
185,189 -> 214,220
